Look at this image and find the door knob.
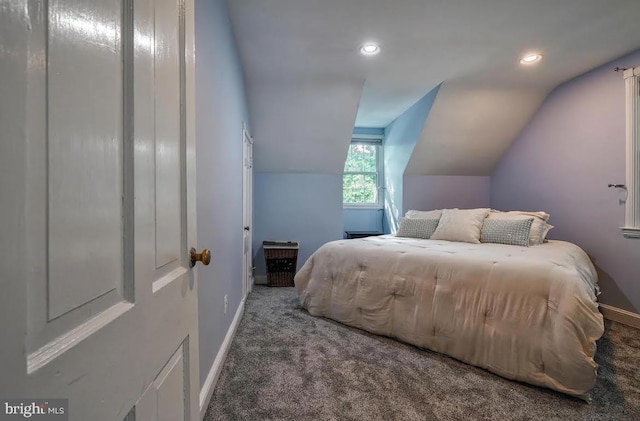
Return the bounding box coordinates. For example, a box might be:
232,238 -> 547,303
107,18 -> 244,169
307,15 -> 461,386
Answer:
190,248 -> 211,267
244,226 -> 250,231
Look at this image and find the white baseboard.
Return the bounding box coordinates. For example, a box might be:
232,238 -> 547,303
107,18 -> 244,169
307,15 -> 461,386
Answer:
600,303 -> 640,329
199,297 -> 246,419
254,275 -> 267,285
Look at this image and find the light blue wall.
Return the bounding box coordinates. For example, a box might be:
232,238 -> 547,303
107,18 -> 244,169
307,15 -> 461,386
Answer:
195,0 -> 250,389
343,208 -> 384,234
492,48 -> 640,313
253,173 -> 344,277
383,84 -> 442,232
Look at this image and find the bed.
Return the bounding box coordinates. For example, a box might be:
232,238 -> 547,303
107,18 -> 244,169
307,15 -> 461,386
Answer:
294,234 -> 604,399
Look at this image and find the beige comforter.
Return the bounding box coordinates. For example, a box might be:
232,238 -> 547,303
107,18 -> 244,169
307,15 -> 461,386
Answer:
294,236 -> 604,399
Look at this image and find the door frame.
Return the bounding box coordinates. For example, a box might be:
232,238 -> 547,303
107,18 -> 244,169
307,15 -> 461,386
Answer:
242,123 -> 254,299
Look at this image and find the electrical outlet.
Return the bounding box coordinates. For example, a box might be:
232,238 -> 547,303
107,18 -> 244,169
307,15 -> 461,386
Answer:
224,294 -> 228,314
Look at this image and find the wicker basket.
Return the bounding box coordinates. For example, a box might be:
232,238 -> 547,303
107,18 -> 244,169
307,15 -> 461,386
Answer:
263,241 -> 299,287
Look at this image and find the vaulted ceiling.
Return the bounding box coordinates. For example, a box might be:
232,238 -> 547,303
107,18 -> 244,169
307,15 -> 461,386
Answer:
228,0 -> 640,175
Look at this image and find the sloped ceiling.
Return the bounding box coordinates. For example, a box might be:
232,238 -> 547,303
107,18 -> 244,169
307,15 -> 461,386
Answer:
227,0 -> 640,175
405,84 -> 547,175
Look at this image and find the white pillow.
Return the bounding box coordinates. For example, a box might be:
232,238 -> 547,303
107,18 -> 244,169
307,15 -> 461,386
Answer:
540,223 -> 554,242
487,210 -> 551,245
405,209 -> 443,219
497,210 -> 550,221
430,208 -> 490,243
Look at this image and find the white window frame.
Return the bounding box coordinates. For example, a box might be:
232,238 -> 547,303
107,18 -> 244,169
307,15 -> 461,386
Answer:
623,66 -> 640,238
343,136 -> 384,209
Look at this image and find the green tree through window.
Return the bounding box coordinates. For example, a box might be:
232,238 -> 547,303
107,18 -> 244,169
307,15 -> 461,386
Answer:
343,143 -> 380,205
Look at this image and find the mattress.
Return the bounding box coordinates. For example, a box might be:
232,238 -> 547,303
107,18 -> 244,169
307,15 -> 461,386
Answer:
294,235 -> 604,399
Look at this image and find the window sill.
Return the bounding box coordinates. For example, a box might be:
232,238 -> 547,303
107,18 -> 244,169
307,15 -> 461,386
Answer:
343,205 -> 384,210
621,227 -> 640,238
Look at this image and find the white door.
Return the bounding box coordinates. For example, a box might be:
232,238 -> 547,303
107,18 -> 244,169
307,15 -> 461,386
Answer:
0,0 -> 201,420
242,125 -> 254,298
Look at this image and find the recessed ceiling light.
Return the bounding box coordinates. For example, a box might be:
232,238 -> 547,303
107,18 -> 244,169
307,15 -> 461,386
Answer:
360,43 -> 380,56
520,53 -> 542,64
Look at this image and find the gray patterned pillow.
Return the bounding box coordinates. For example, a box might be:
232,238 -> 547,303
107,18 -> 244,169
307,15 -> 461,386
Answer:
480,218 -> 534,247
397,217 -> 440,239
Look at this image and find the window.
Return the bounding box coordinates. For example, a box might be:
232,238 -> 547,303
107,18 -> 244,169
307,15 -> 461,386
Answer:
623,66 -> 640,238
343,141 -> 383,207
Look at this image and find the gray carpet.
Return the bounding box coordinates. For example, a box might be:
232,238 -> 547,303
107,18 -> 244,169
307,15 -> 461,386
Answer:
205,287 -> 640,421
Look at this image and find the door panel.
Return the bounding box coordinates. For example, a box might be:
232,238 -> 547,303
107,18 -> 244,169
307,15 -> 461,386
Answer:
154,0 -> 183,270
47,0 -> 124,320
1,0 -> 200,419
155,346 -> 186,421
26,0 -> 128,367
136,341 -> 188,421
